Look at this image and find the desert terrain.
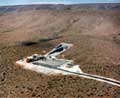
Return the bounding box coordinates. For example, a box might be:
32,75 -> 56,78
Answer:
0,4 -> 120,98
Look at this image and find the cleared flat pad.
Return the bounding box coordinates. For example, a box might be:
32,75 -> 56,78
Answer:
32,58 -> 73,67
16,57 -> 76,75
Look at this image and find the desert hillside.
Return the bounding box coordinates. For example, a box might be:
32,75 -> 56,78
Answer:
0,4 -> 120,98
0,3 -> 120,13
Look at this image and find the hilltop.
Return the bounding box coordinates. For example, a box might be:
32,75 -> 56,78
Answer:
0,3 -> 120,13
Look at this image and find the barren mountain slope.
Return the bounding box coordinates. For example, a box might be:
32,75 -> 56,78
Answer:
0,10 -> 120,42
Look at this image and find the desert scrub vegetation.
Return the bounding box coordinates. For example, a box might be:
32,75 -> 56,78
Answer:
0,7 -> 120,97
113,33 -> 120,45
0,44 -> 120,98
0,29 -> 13,33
